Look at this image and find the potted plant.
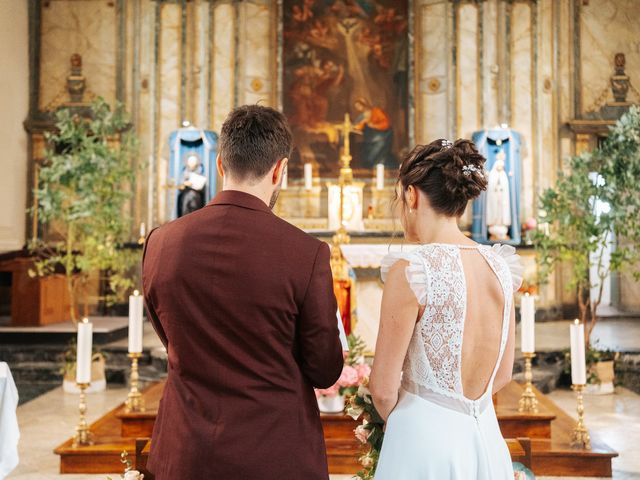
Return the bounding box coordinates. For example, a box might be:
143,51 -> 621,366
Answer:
535,106 -> 640,392
29,98 -> 140,390
315,334 -> 371,413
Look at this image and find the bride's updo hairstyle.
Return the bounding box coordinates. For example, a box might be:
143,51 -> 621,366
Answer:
397,139 -> 488,217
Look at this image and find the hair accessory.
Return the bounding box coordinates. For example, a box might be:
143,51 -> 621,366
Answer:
441,139 -> 453,150
462,164 -> 479,176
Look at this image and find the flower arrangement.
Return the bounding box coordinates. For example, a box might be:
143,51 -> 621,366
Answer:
315,334 -> 371,412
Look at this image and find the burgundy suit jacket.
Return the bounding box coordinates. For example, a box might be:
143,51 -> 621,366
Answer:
142,190 -> 344,479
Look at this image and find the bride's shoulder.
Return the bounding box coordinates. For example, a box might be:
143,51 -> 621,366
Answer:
485,243 -> 524,291
380,250 -> 428,305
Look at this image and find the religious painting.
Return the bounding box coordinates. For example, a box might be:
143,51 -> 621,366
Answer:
282,0 -> 409,178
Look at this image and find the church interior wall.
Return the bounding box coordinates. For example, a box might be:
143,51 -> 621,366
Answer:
0,0 -> 29,252
21,0 -> 640,319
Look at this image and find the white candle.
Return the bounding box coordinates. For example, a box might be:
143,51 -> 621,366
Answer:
376,164 -> 385,190
281,165 -> 288,190
76,318 -> 93,384
139,222 -> 146,238
128,290 -> 144,353
304,163 -> 313,190
520,293 -> 536,353
570,319 -> 587,385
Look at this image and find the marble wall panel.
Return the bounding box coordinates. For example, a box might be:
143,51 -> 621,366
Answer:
0,0 -> 28,252
510,3 -> 534,220
137,0 -> 156,228
239,1 -> 273,106
39,1 -> 117,110
416,1 -> 449,143
211,2 -> 235,132
580,0 -> 640,115
481,0 -> 499,127
457,3 -> 479,139
193,1 -> 211,129
156,3 -> 182,222
536,0 -> 556,192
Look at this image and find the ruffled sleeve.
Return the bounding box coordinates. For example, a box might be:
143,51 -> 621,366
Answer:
490,244 -> 524,292
380,252 -> 429,305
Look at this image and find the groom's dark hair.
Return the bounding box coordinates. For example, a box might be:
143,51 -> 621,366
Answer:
219,105 -> 293,182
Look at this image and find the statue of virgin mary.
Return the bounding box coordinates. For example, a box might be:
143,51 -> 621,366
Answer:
486,151 -> 512,240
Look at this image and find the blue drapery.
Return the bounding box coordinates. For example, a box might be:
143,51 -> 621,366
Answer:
471,128 -> 522,245
168,126 -> 218,220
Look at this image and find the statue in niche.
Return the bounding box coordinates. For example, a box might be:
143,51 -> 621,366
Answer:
67,54 -> 86,104
167,122 -> 218,220
486,150 -> 512,241
611,52 -> 630,103
471,128 -> 522,245
177,153 -> 207,217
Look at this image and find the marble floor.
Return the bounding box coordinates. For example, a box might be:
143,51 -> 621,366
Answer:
6,382 -> 640,479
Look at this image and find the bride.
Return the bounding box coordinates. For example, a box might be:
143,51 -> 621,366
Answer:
370,139 -> 523,479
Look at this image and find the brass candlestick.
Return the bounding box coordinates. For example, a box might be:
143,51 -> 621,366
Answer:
125,352 -> 145,413
72,382 -> 93,447
571,384 -> 591,449
518,352 -> 539,413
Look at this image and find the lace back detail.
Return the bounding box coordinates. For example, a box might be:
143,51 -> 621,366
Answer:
380,244 -> 521,407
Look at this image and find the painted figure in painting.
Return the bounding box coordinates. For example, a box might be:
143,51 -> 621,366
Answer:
283,0 -> 408,177
353,97 -> 393,167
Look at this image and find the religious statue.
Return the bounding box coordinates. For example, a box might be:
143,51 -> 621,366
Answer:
177,153 -> 207,217
167,122 -> 218,220
486,150 -> 512,241
471,127 -> 522,245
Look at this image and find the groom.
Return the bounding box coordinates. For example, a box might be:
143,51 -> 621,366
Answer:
142,105 -> 344,479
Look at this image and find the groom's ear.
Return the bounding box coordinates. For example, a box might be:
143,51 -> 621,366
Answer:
216,154 -> 225,178
272,158 -> 288,186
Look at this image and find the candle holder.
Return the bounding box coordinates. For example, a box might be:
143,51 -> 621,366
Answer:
518,352 -> 539,413
571,384 -> 591,449
72,382 -> 93,447
125,352 -> 145,413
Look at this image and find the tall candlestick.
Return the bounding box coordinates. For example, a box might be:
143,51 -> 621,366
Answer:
128,290 -> 144,354
570,319 -> 587,385
304,163 -> 313,190
375,164 -> 385,190
281,164 -> 288,190
76,318 -> 93,384
520,293 -> 536,353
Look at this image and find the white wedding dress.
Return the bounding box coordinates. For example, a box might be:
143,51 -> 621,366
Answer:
375,243 -> 523,480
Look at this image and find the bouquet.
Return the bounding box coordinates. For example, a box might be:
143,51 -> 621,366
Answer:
346,380 -> 385,480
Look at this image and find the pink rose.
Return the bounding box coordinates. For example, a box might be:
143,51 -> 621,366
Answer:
315,384 -> 339,398
354,424 -> 371,444
337,365 -> 359,387
355,363 -> 371,381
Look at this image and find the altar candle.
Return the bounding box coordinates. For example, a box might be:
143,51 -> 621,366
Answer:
76,318 -> 93,384
570,319 -> 587,385
139,222 -> 146,238
520,293 -> 536,353
304,163 -> 313,190
376,164 -> 385,190
128,290 -> 144,353
281,165 -> 288,190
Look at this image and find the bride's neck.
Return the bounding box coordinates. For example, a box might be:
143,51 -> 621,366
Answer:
416,212 -> 469,245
